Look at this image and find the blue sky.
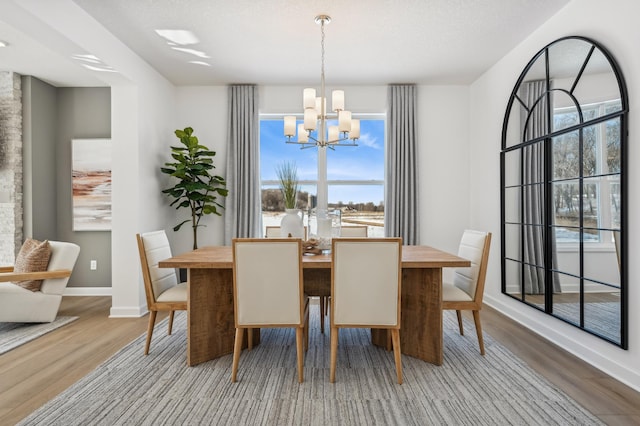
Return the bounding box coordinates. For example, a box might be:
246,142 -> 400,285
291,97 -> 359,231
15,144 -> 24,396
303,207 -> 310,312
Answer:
260,119 -> 385,205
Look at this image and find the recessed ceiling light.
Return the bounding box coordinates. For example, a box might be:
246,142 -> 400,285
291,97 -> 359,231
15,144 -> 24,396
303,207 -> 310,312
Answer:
81,63 -> 117,73
171,47 -> 210,58
71,54 -> 102,64
0,40 -> 9,48
155,29 -> 199,45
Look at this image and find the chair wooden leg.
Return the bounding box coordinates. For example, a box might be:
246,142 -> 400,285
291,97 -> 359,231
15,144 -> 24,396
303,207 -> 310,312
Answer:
304,303 -> 310,352
231,328 -> 244,382
391,329 -> 403,385
168,310 -> 175,335
472,310 -> 485,355
456,310 -> 464,335
247,327 -> 253,350
330,327 -> 339,383
319,296 -> 325,334
144,310 -> 157,355
296,327 -> 304,383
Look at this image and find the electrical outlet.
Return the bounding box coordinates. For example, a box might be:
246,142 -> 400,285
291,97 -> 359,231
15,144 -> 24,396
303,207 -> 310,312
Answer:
90,260 -> 97,270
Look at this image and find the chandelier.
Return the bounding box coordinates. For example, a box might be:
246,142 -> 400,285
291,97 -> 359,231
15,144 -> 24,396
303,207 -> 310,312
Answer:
283,15 -> 360,149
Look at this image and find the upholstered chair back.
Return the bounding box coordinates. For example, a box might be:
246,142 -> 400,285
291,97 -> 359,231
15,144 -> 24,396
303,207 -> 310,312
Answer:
40,241 -> 81,295
331,238 -> 402,327
265,226 -> 308,239
452,230 -> 491,300
265,226 -> 281,238
139,230 -> 179,303
233,239 -> 304,326
339,226 -> 368,237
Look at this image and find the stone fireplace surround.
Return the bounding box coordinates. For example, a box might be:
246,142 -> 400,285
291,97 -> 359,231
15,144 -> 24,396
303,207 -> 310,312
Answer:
0,71 -> 23,265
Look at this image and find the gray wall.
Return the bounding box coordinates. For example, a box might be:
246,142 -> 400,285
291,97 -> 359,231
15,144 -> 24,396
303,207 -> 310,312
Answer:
23,76 -> 58,241
23,79 -> 111,288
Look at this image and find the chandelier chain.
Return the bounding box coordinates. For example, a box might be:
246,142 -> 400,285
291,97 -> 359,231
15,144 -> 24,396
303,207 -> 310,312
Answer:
320,19 -> 326,116
283,14 -> 358,150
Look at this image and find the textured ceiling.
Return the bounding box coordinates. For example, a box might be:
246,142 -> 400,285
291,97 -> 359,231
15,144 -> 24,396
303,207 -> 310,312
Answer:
0,0 -> 571,87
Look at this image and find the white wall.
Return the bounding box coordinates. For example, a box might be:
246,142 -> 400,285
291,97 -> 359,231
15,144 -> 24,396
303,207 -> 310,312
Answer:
175,84 -> 471,260
417,85 -> 470,258
172,86 -> 228,255
110,79 -> 177,317
4,0 -> 180,315
469,0 -> 640,391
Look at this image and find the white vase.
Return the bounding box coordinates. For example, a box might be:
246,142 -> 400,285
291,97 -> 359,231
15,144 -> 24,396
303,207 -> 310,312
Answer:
280,209 -> 304,238
308,208 -> 341,251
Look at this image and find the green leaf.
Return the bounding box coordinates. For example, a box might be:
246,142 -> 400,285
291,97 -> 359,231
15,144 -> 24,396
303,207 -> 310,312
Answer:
173,219 -> 190,232
162,126 -> 228,244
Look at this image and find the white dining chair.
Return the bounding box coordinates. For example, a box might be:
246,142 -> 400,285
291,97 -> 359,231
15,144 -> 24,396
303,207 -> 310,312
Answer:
265,225 -> 308,239
231,238 -> 309,383
320,225 -> 369,333
137,231 -> 187,355
330,237 -> 403,384
442,230 -> 491,355
339,225 -> 368,237
319,225 -> 370,332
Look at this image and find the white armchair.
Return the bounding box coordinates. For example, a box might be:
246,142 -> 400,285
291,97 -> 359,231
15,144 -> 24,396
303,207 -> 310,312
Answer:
0,241 -> 80,323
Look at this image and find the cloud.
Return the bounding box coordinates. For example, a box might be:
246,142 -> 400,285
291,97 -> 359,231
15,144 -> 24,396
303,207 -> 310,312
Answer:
357,132 -> 381,149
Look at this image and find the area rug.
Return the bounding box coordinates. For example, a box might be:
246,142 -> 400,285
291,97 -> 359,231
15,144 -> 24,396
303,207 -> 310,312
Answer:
19,307 -> 602,425
0,317 -> 78,355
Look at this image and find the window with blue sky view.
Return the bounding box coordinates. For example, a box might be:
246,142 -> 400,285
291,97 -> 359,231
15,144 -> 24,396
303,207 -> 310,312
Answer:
260,117 -> 385,206
260,116 -> 386,236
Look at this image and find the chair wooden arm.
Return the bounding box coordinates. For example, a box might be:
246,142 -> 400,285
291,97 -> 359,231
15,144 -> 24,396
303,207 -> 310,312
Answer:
0,269 -> 72,283
0,266 -> 14,273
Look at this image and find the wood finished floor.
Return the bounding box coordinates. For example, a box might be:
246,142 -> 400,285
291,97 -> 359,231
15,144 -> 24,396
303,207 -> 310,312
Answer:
0,296 -> 639,425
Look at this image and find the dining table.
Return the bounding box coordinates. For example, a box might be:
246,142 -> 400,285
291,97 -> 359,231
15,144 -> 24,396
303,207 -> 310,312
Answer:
159,245 -> 470,367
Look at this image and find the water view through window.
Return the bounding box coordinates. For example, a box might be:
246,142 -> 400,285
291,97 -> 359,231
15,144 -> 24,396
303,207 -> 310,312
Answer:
260,116 -> 385,237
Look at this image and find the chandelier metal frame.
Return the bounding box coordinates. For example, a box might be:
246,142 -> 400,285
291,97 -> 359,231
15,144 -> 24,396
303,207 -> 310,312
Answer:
284,15 -> 359,150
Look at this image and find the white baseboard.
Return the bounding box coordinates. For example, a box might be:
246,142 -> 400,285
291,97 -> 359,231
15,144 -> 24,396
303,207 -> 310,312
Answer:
484,293 -> 640,393
64,287 -> 112,296
109,305 -> 148,318
62,288 -> 147,318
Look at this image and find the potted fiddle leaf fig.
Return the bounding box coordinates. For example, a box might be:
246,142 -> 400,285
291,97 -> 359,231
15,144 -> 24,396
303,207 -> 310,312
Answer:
161,127 -> 228,249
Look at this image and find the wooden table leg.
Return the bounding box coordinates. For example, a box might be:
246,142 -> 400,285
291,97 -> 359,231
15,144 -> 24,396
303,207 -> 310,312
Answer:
187,268 -> 259,366
303,269 -> 331,333
371,268 -> 443,365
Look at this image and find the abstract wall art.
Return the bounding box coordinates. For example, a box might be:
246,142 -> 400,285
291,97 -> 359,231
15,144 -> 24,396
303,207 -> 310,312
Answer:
72,138 -> 112,231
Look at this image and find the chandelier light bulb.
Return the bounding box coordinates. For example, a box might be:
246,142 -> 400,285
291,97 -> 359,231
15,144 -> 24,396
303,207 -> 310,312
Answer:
284,116 -> 296,137
283,14 -> 358,149
303,88 -> 316,109
332,90 -> 344,111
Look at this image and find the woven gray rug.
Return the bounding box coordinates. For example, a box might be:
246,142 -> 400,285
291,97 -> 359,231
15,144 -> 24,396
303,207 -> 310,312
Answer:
19,306 -> 602,425
0,317 -> 77,355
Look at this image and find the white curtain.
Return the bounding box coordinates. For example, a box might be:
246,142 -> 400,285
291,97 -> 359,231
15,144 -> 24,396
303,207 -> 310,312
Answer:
385,84 -> 419,245
224,85 -> 262,245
